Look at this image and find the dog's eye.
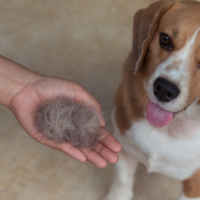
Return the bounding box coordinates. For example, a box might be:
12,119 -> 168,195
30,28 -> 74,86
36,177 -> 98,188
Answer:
159,33 -> 173,51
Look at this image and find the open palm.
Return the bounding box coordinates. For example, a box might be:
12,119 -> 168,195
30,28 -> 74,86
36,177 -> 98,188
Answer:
9,75 -> 121,168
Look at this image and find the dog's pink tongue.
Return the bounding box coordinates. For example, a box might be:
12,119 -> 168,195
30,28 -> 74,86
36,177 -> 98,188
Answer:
146,100 -> 173,127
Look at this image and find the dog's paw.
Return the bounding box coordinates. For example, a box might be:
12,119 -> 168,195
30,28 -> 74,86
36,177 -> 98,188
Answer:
102,195 -> 115,200
102,193 -> 134,200
102,180 -> 134,200
102,197 -> 113,200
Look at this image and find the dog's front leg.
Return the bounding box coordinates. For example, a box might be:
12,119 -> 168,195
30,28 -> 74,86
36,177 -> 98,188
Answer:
178,169 -> 200,200
103,150 -> 138,200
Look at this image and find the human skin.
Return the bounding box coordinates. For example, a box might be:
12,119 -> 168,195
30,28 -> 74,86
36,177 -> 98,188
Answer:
0,55 -> 121,168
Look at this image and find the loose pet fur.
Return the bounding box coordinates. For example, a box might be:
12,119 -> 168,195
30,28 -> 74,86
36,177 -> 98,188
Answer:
36,97 -> 102,148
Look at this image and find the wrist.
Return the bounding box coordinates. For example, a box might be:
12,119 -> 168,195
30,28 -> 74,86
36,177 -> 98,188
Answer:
0,55 -> 41,108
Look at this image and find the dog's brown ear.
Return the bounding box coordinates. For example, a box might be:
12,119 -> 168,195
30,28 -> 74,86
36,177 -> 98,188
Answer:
133,0 -> 179,75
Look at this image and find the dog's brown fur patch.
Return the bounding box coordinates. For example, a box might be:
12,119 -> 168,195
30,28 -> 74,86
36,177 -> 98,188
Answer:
183,169 -> 200,198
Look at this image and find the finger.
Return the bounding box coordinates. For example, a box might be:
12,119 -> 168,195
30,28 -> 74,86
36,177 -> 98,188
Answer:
58,142 -> 87,163
80,147 -> 107,168
32,131 -> 87,162
99,128 -> 121,153
93,142 -> 119,164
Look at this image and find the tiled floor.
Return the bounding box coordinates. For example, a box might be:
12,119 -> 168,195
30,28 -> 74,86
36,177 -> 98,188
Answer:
0,0 -> 181,199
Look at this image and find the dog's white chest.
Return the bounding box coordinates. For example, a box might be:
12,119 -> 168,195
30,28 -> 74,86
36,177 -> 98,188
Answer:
112,103 -> 200,180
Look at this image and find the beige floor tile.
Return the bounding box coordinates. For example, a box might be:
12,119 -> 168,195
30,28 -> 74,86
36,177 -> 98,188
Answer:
0,0 -> 181,199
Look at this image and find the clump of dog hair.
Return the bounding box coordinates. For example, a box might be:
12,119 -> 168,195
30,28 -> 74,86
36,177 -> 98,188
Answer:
36,97 -> 102,148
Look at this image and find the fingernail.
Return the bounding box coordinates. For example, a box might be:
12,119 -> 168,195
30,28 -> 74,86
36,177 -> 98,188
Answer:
98,161 -> 107,168
113,143 -> 122,153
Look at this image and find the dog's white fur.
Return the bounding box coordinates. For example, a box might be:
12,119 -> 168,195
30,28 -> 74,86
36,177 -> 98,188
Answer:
106,101 -> 200,200
113,99 -> 200,180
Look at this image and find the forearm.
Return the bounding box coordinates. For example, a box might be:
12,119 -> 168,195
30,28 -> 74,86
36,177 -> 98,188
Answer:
0,55 -> 39,107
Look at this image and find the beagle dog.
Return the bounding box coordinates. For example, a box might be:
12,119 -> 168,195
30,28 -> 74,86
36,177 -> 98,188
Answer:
104,0 -> 200,200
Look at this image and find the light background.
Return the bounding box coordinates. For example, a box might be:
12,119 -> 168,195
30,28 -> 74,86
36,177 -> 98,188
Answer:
0,0 -> 181,199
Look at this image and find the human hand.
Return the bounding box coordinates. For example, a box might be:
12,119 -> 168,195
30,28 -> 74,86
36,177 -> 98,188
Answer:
9,75 -> 121,168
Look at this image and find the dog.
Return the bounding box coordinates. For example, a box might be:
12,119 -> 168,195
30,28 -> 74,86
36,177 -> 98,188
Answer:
103,0 -> 200,200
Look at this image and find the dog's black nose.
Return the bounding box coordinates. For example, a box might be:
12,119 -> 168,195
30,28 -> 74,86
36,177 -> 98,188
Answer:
153,78 -> 180,102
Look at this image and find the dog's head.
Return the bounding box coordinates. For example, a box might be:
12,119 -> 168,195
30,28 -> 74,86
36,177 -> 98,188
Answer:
133,0 -> 200,127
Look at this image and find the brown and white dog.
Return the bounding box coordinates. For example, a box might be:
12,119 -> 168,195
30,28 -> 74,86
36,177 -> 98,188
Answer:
104,0 -> 200,200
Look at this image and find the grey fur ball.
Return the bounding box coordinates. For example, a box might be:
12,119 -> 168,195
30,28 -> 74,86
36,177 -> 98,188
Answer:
36,97 -> 102,148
